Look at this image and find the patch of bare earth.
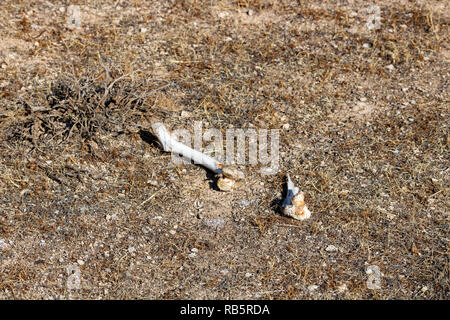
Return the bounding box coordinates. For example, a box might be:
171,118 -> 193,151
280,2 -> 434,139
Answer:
0,0 -> 448,299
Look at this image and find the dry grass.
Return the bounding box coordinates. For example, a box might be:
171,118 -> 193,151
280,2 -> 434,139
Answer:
0,0 -> 448,299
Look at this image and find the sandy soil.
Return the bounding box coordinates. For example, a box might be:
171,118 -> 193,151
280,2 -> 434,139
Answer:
0,0 -> 448,299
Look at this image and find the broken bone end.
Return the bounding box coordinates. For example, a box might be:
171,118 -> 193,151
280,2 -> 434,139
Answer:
282,177 -> 311,220
283,203 -> 311,221
217,177 -> 236,192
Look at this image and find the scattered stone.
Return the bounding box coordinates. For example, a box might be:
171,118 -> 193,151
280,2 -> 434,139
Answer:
0,239 -> 8,250
140,27 -> 147,33
204,219 -> 226,228
238,200 -> 250,207
80,206 -> 88,214
282,123 -> 290,130
387,64 -> 395,71
308,285 -> 319,292
366,265 -> 382,289
77,259 -> 85,266
188,252 -> 197,258
20,189 -> 31,197
128,246 -> 136,253
218,11 -> 229,19
245,272 -> 253,278
191,248 -> 198,253
142,226 -> 152,234
169,230 -> 176,235
337,283 -> 348,293
180,110 -> 191,118
326,245 -> 338,252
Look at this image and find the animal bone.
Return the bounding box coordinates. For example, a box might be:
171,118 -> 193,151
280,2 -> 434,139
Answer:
152,122 -> 221,173
151,122 -> 243,191
282,173 -> 311,220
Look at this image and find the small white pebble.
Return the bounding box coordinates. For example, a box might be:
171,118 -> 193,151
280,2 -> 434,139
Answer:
77,259 -> 85,266
180,110 -> 191,118
326,245 -> 338,252
0,239 -> 9,249
239,200 -> 250,207
308,285 -> 319,292
169,230 -> 176,235
191,248 -> 198,253
245,272 -> 253,278
218,12 -> 229,19
337,284 -> 348,293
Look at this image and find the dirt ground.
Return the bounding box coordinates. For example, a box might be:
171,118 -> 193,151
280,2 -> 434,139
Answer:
0,0 -> 448,299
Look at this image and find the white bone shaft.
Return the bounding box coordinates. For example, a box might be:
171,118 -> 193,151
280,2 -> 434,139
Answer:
152,122 -> 221,173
